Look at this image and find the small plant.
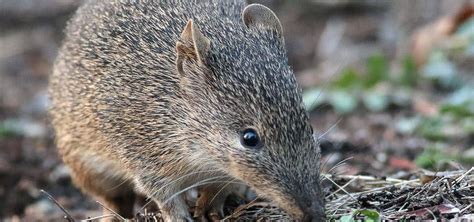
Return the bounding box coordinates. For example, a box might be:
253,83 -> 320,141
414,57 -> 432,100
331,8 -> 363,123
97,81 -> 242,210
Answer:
303,54 -> 417,114
338,209 -> 380,222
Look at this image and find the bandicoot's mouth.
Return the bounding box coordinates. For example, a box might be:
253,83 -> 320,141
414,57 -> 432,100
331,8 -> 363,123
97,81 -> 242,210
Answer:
250,189 -> 305,219
227,167 -> 325,220
260,188 -> 325,221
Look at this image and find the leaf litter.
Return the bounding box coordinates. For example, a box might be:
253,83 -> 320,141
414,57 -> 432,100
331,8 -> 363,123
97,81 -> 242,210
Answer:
45,168 -> 473,221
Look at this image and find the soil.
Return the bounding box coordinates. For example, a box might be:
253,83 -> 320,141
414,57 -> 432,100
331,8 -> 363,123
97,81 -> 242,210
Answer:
0,0 -> 472,221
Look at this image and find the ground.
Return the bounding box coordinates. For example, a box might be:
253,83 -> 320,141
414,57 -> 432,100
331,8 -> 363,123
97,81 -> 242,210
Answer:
0,0 -> 473,221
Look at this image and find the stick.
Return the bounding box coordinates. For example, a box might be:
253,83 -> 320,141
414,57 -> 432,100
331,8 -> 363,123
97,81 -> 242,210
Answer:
40,189 -> 75,222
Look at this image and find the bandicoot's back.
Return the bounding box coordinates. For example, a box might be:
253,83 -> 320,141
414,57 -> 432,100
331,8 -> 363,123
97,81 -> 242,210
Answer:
49,0 -> 325,221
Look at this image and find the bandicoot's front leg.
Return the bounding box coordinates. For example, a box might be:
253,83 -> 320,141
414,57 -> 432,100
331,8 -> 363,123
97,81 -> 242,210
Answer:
157,195 -> 193,222
194,184 -> 236,221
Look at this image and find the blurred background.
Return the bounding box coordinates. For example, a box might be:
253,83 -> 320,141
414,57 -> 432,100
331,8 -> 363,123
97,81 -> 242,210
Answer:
1,0 -> 474,220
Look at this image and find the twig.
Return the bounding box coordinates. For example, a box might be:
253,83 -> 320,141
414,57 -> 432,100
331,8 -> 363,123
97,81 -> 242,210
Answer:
327,176 -> 357,199
96,200 -> 126,221
454,167 -> 474,184
323,174 -> 357,201
83,214 -> 116,221
460,203 -> 472,214
40,189 -> 75,222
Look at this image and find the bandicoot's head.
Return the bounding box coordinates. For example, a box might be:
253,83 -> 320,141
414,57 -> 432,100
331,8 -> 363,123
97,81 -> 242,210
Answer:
174,4 -> 325,221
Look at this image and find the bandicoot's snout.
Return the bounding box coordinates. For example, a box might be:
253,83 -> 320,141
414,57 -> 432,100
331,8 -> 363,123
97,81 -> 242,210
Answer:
301,202 -> 326,222
293,186 -> 326,221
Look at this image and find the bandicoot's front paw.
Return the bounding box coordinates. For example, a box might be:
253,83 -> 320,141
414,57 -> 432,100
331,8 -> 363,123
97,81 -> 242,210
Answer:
161,211 -> 194,222
193,187 -> 228,222
157,197 -> 194,222
193,203 -> 224,222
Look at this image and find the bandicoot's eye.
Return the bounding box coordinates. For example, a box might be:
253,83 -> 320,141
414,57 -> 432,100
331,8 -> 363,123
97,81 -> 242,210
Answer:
241,128 -> 262,149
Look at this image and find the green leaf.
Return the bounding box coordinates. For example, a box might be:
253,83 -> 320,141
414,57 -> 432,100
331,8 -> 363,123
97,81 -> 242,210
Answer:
390,88 -> 412,107
357,209 -> 380,221
364,54 -> 389,88
466,44 -> 474,56
329,90 -> 358,114
461,117 -> 474,134
333,69 -> 360,89
400,56 -> 418,87
441,86 -> 474,118
339,214 -> 355,222
338,209 -> 380,222
440,104 -> 473,119
0,126 -> 16,138
446,86 -> 474,105
395,116 -> 421,134
362,90 -> 389,112
455,17 -> 474,36
415,144 -> 452,169
303,88 -> 326,111
418,117 -> 446,141
460,148 -> 474,165
422,51 -> 461,90
0,121 -> 20,138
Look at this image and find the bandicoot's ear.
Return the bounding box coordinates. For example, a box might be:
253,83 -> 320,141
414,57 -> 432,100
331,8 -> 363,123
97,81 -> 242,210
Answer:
242,4 -> 283,37
176,20 -> 210,67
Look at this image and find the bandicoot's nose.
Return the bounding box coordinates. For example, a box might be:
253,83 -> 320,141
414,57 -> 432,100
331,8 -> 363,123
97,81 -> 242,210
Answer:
298,197 -> 326,222
301,205 -> 326,222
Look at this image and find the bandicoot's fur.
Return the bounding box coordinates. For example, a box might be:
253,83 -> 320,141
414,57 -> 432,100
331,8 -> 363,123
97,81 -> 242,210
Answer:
49,0 -> 324,221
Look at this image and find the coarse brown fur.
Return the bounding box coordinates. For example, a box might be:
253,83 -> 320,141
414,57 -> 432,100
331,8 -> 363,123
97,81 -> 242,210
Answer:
49,0 -> 325,221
